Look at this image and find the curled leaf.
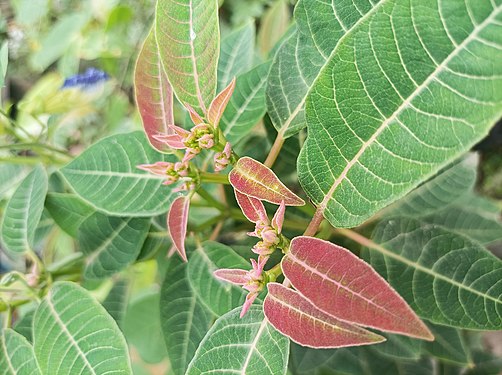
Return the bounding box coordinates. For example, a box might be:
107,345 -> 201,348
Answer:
167,195 -> 190,262
207,78 -> 236,128
264,282 -> 385,349
234,190 -> 267,223
230,157 -> 305,206
282,236 -> 434,341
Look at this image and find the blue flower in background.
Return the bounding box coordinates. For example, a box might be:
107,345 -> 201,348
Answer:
62,67 -> 109,89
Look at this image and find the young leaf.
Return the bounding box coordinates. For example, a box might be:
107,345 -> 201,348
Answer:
187,241 -> 249,316
160,257 -> 212,375
221,61 -> 271,144
33,282 -> 132,375
1,165 -> 48,254
78,213 -> 150,279
264,282 -> 385,349
186,306 -> 289,375
207,78 -> 236,128
364,217 -> 502,329
298,1 -> 502,228
257,0 -> 290,56
0,329 -> 41,375
266,0 -> 382,138
61,131 -> 177,216
218,22 -> 255,89
229,157 -> 305,206
167,195 -> 190,262
234,190 -> 267,223
155,0 -> 219,115
282,236 -> 433,340
134,28 -> 174,152
45,193 -> 94,237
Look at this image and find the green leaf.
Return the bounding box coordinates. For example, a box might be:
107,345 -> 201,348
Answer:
33,282 -> 132,375
123,290 -> 167,364
257,0 -> 291,56
298,1 -> 502,228
0,328 -> 41,375
187,241 -> 249,316
13,308 -> 36,342
0,165 -> 30,198
186,306 -> 290,375
221,61 -> 271,144
218,22 -> 255,90
45,193 -> 94,237
423,324 -> 472,367
1,165 -> 48,254
0,41 -> 8,94
363,217 -> 502,329
102,278 -> 130,328
61,131 -> 176,216
79,212 -> 150,280
371,333 -> 422,361
155,0 -> 220,115
160,257 -> 212,375
266,0 -> 382,138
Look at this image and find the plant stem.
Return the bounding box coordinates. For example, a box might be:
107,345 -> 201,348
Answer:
196,188 -> 226,211
303,207 -> 325,236
266,263 -> 283,282
264,132 -> 285,168
199,172 -> 230,185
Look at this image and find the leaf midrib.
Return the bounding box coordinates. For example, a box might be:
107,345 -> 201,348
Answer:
317,4 -> 502,214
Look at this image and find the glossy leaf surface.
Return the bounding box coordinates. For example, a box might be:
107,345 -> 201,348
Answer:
264,282 -> 385,349
167,195 -> 190,261
134,28 -> 174,152
283,236 -> 433,340
298,0 -> 502,228
61,132 -> 176,216
186,306 -> 289,375
230,157 -> 305,206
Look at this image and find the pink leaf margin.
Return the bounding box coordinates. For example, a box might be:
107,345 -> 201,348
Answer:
167,195 -> 190,262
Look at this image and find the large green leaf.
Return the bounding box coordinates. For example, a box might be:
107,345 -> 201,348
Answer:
266,0 -> 382,138
186,306 -> 290,375
362,217 -> 502,329
1,165 -> 48,253
0,165 -> 30,198
61,131 -> 176,216
221,62 -> 271,144
0,328 -> 41,375
187,241 -> 249,316
78,212 -> 150,279
45,193 -> 94,237
423,324 -> 472,367
160,257 -> 212,375
298,0 -> 502,228
218,22 -> 255,90
155,0 -> 220,115
102,278 -> 130,328
33,282 -> 132,375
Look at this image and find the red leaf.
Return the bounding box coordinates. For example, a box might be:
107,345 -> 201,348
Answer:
282,236 -> 434,341
207,78 -> 236,128
134,29 -> 174,152
234,190 -> 267,223
213,268 -> 248,285
229,157 -> 305,206
167,196 -> 190,262
264,283 -> 385,348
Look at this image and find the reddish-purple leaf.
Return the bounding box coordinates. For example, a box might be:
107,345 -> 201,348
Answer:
282,237 -> 434,341
229,157 -> 305,206
207,78 -> 236,128
134,29 -> 174,152
167,196 -> 190,262
213,268 -> 248,285
264,283 -> 385,348
234,190 -> 267,223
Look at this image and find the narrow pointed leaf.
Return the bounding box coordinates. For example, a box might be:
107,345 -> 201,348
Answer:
213,268 -> 248,284
45,193 -> 94,237
167,195 -> 190,261
186,306 -> 289,375
221,61 -> 271,144
283,236 -> 433,340
207,78 -> 235,127
230,157 -> 305,206
78,213 -> 150,279
0,329 -> 41,375
264,282 -> 385,349
61,132 -> 177,216
364,217 -> 502,329
218,22 -> 255,89
298,1 -> 502,228
267,0 -> 382,138
257,0 -> 290,56
155,0 -> 219,114
161,257 -> 212,375
234,190 -> 267,223
187,241 -> 249,316
33,282 -> 132,375
134,28 -> 174,152
1,165 -> 47,254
